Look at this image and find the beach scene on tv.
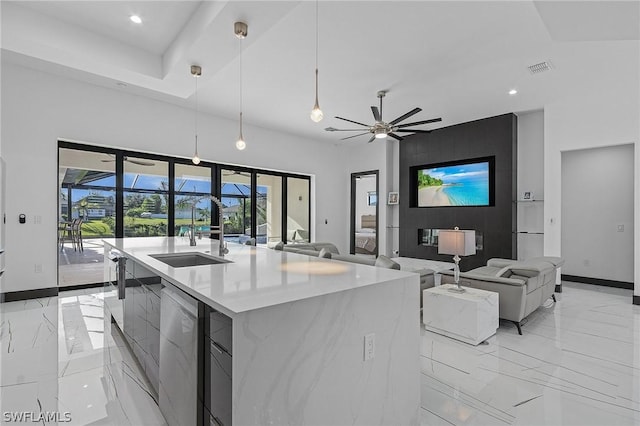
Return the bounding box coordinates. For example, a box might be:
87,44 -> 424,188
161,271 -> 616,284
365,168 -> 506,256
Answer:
417,161 -> 490,207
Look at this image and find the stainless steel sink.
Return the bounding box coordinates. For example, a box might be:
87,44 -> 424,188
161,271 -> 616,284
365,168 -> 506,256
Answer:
149,252 -> 231,268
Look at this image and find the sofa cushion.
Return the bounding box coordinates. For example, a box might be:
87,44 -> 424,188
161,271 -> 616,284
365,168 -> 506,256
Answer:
331,254 -> 376,266
375,255 -> 400,270
285,248 -> 320,257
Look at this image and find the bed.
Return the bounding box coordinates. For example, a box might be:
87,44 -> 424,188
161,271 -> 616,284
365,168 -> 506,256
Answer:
355,214 -> 377,255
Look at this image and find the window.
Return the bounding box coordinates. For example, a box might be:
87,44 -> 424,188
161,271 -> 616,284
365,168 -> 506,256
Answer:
174,163 -> 212,236
123,158 -> 168,237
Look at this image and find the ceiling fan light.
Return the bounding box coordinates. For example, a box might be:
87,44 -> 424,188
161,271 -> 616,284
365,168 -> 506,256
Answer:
374,128 -> 388,139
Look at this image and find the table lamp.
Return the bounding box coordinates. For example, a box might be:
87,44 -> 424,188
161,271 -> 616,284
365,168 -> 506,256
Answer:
438,227 -> 476,293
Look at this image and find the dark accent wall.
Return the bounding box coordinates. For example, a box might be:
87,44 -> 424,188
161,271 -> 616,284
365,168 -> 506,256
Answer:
399,113 -> 517,271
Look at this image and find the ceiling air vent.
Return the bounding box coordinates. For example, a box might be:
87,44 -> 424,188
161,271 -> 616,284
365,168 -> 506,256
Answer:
528,61 -> 552,74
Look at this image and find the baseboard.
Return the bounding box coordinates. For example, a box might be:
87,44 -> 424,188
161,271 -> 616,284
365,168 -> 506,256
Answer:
561,274 -> 634,290
633,295 -> 640,306
1,287 -> 59,303
59,282 -> 106,292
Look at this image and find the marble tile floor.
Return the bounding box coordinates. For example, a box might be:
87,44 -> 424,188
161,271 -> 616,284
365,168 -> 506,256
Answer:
0,288 -> 166,425
421,282 -> 640,425
0,282 -> 638,425
58,239 -> 106,288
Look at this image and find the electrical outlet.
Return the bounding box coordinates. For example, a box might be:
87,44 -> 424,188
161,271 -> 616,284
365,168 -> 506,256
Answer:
364,333 -> 375,361
617,224 -> 624,232
34,264 -> 42,273
34,215 -> 42,225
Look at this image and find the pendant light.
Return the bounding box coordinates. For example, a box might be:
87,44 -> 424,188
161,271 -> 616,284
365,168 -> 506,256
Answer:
190,64 -> 202,164
310,0 -> 323,122
235,22 -> 248,151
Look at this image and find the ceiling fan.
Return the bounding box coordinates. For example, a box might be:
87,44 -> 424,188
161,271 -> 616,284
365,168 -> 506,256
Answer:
325,91 -> 442,142
100,155 -> 155,166
222,170 -> 250,177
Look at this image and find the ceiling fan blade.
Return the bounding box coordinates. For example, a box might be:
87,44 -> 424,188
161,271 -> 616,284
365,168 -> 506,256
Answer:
128,159 -> 155,166
100,159 -> 115,163
395,129 -> 432,133
389,108 -> 422,125
340,132 -> 371,141
335,116 -> 370,127
371,106 -> 381,122
367,135 -> 376,143
325,127 -> 370,132
388,133 -> 404,141
396,117 -> 442,128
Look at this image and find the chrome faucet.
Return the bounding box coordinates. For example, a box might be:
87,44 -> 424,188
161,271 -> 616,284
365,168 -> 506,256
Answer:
189,195 -> 228,256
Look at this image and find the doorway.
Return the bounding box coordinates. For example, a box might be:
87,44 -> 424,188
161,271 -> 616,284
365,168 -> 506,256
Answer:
350,171 -> 379,256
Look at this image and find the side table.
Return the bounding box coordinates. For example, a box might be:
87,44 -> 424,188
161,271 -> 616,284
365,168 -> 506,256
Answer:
422,284 -> 498,345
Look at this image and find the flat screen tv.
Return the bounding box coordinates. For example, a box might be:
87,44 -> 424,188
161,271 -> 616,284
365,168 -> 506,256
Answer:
411,157 -> 495,207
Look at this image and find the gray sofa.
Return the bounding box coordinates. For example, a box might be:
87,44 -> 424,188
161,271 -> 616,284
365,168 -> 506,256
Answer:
440,257 -> 563,334
274,242 -> 436,301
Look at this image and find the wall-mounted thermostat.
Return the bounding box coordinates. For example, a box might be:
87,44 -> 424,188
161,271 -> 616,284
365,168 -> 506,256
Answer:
19,214 -> 26,224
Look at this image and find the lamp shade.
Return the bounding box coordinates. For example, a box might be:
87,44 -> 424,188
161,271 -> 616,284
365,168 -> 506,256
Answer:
438,229 -> 476,256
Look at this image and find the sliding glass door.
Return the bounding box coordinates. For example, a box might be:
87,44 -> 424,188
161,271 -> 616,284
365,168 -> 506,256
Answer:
221,169 -> 252,244
256,173 -> 282,246
58,141 -> 312,286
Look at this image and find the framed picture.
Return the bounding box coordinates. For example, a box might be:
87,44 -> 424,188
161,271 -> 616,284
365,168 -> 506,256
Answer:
367,191 -> 377,206
388,192 -> 399,205
523,191 -> 533,200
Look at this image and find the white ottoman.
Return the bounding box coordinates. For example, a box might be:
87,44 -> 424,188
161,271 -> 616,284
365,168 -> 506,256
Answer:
422,284 -> 499,345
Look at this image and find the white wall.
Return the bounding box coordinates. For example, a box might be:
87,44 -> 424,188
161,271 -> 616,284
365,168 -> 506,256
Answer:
341,140 -> 393,256
516,110 -> 544,260
0,63 -> 348,293
544,42 -> 640,297
561,144 -> 634,282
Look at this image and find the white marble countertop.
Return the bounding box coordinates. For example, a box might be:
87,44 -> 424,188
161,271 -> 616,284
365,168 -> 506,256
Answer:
103,237 -> 417,317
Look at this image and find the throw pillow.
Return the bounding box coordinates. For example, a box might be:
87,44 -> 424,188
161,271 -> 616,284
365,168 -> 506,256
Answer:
274,241 -> 284,251
318,248 -> 332,259
375,255 -> 400,270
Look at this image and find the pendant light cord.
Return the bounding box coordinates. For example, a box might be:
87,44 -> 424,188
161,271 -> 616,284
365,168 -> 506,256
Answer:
239,35 -> 243,134
194,75 -> 199,152
315,0 -> 319,97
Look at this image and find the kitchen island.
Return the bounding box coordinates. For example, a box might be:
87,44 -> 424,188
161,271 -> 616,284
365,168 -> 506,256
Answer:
103,237 -> 420,425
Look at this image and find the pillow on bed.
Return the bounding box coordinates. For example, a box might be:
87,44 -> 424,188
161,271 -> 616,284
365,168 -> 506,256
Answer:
357,228 -> 376,233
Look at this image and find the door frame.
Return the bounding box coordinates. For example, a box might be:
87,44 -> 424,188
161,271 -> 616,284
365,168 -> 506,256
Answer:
350,170 -> 379,256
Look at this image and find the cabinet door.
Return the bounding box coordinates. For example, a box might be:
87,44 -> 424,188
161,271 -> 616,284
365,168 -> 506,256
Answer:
132,283 -> 148,364
123,259 -> 136,345
145,283 -> 162,394
206,340 -> 232,426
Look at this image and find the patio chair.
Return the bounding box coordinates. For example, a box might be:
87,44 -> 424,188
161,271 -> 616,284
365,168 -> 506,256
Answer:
72,218 -> 84,252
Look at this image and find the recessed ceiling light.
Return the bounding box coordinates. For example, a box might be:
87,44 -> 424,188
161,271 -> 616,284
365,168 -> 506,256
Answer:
130,15 -> 142,24
509,89 -> 518,95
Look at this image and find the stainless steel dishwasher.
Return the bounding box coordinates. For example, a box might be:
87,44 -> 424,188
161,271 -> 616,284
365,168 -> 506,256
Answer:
159,286 -> 198,426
